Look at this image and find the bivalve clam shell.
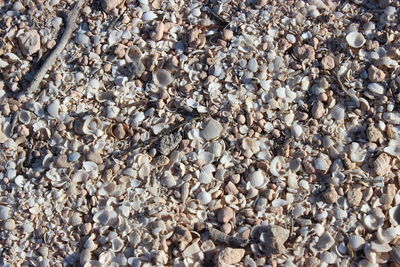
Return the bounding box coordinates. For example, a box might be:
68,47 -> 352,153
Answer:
153,69 -> 173,88
346,32 -> 366,48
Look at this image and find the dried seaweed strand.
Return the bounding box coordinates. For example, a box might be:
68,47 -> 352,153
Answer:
207,226 -> 249,248
26,0 -> 85,95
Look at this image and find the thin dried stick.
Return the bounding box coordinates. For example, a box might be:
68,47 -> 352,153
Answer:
26,0 -> 84,95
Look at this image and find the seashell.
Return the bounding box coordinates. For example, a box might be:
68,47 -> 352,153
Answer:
162,171 -> 177,188
270,156 -> 285,177
197,150 -> 214,166
199,171 -> 213,184
247,170 -> 265,188
47,99 -> 60,118
151,22 -> 164,41
373,153 -> 391,176
291,123 -> 303,138
346,32 -> 366,48
384,143 -> 400,156
316,231 -> 335,251
389,205 -> 400,226
80,249 -> 91,265
200,119 -> 223,141
370,240 -> 392,253
376,227 -> 399,244
247,58 -> 258,72
242,138 -> 260,157
0,206 -> 10,220
320,251 -> 337,264
349,142 -> 367,163
330,104 -> 345,120
111,237 -> 124,252
363,213 -> 384,231
197,191 -> 212,205
69,213 -> 83,226
153,69 -> 173,87
82,116 -> 103,136
18,110 -> 31,125
391,246 -> 400,264
93,207 -> 118,226
376,57 -> 398,69
223,195 -> 239,205
125,46 -> 142,63
292,204 -> 306,218
368,83 -> 385,96
348,235 -> 365,251
143,11 -> 157,21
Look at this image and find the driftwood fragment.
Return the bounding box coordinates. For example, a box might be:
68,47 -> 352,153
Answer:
25,0 -> 84,95
207,226 -> 249,248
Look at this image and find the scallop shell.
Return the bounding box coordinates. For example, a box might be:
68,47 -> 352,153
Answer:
320,251 -> 336,264
391,246 -> 400,264
346,32 -> 366,48
348,235 -> 365,251
368,83 -> 385,95
330,104 -> 345,120
153,69 -> 173,87
373,153 -> 391,176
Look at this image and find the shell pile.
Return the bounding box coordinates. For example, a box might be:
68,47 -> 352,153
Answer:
1,0 -> 400,266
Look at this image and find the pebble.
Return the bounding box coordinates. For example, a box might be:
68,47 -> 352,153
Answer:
54,155 -> 70,168
368,65 -> 386,82
3,219 -> 16,230
113,123 -> 126,139
311,101 -> 325,119
222,29 -> 234,41
321,55 -> 335,70
215,248 -> 245,266
293,44 -> 315,61
101,0 -> 122,12
86,150 -> 103,164
18,30 -> 41,55
217,207 -> 234,223
75,33 -> 90,46
324,185 -> 338,204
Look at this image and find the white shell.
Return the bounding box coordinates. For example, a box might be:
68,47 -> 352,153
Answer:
125,46 -> 142,63
200,119 -> 223,141
93,207 -> 118,226
346,32 -> 366,48
247,170 -> 265,188
291,123 -> 303,138
348,235 -> 365,251
111,237 -> 124,252
370,240 -> 392,252
0,206 -> 10,220
197,191 -> 212,205
82,116 -> 103,136
143,11 -> 157,21
330,105 -> 345,120
376,227 -> 399,243
368,83 -> 385,95
270,156 -> 285,177
47,99 -> 60,118
153,69 -> 172,87
320,251 -> 337,264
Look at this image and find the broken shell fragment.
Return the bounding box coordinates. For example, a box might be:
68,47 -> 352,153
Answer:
153,69 -> 173,88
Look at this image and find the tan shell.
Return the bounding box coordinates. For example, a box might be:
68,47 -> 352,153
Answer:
373,153 -> 391,176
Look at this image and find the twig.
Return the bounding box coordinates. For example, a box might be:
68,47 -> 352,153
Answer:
25,0 -> 85,95
207,225 -> 249,248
